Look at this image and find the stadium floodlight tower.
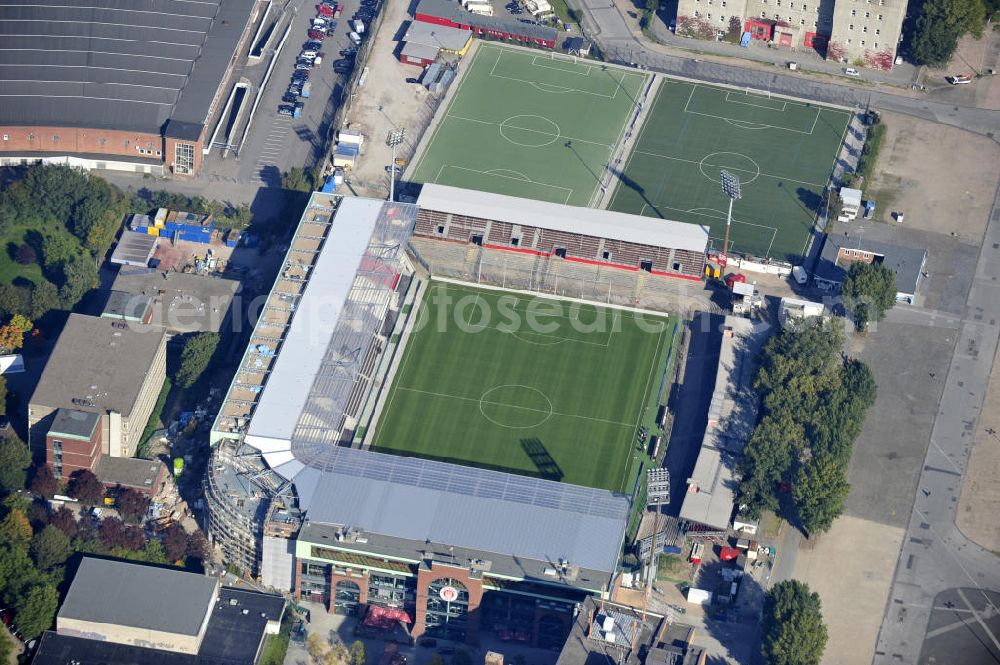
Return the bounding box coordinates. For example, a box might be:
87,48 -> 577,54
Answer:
720,170 -> 742,267
387,129 -> 406,202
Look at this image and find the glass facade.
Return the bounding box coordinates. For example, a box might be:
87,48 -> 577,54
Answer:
367,572 -> 415,610
424,578 -> 470,641
300,562 -> 330,603
174,142 -> 195,175
334,580 -> 362,616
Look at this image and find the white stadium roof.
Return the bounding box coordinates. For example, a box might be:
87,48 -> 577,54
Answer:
417,183 -> 710,253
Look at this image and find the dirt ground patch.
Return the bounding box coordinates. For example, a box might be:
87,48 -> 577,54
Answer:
866,111 -> 1000,242
923,31 -> 1000,110
793,516 -> 905,665
957,341 -> 1000,554
342,2 -> 442,197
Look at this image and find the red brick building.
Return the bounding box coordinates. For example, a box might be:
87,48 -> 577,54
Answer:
46,409 -> 103,480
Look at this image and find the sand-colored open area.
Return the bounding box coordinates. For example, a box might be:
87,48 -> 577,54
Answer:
958,341 -> 1000,554
866,111 -> 1000,241
793,516 -> 905,665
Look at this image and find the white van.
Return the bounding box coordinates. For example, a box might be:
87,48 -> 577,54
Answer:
844,67 -> 860,77
348,31 -> 361,45
791,265 -> 808,285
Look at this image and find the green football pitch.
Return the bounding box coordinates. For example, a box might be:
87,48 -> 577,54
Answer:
608,79 -> 852,261
410,43 -> 649,208
371,283 -> 677,493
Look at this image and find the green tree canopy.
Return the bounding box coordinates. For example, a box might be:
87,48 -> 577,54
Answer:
909,0 -> 986,65
59,256 -> 99,310
41,232 -> 78,270
175,332 -> 220,389
349,640 -> 367,665
761,580 -> 829,665
29,281 -> 61,321
842,261 -> 897,330
0,436 -> 31,492
30,524 -> 72,570
12,581 -> 58,641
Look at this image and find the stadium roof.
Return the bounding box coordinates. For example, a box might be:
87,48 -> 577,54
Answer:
58,558 -> 217,636
294,446 -> 629,574
417,183 -> 710,253
0,0 -> 256,135
30,314 -> 166,416
245,197 -> 402,452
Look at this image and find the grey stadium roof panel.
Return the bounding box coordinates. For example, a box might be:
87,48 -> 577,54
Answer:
0,0 -> 257,134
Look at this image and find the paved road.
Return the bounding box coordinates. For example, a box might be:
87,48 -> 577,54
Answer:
573,0 -> 1000,136
871,180 -> 1000,663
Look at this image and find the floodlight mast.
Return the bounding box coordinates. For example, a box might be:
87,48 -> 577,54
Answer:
387,129 -> 406,201
720,170 -> 742,267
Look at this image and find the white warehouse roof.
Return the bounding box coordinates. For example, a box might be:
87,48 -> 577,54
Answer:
417,183 -> 710,253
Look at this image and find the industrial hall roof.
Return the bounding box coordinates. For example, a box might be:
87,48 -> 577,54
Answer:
418,183 -> 711,253
58,558 -> 218,636
0,0 -> 257,135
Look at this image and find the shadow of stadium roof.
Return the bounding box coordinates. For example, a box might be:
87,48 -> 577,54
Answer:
0,0 -> 257,134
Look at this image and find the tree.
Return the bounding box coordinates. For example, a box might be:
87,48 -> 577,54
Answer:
306,633 -> 328,661
59,256 -> 99,309
117,487 -> 150,524
67,469 -> 104,505
41,231 -> 79,270
186,530 -> 210,563
163,524 -> 190,562
49,506 -> 78,539
0,314 -> 33,354
29,280 -> 61,320
0,284 -> 30,321
761,580 -> 829,665
841,261 -> 896,330
12,581 -> 58,641
15,244 -> 36,265
99,515 -> 127,550
793,454 -> 851,534
30,524 -> 72,570
123,525 -> 146,551
0,436 -> 32,491
909,0 -> 986,66
281,167 -> 314,193
175,332 -> 220,388
349,640 -> 367,665
0,510 -> 32,545
30,465 -> 58,499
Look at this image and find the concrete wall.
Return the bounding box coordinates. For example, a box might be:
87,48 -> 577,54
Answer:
57,617 -> 203,654
118,336 -> 167,457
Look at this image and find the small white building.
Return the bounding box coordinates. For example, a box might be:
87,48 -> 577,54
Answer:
779,297 -> 825,329
838,187 -> 862,222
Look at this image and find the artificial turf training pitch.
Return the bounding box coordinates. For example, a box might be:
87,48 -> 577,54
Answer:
410,43 -> 649,208
371,283 -> 677,493
607,78 -> 852,261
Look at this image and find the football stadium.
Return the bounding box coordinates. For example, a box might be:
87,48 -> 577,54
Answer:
207,187 -> 701,647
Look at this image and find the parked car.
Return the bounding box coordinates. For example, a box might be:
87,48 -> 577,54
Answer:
317,4 -> 334,15
300,49 -> 318,59
282,92 -> 299,103
333,58 -> 354,67
844,67 -> 860,76
947,74 -> 973,84
308,29 -> 326,40
305,40 -> 323,50
292,70 -> 310,81
340,47 -> 357,55
278,105 -> 295,117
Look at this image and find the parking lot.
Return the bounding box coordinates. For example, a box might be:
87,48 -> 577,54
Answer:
197,0 -> 382,185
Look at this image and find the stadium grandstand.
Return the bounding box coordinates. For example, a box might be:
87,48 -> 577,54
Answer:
0,0 -> 263,175
207,187 -> 708,647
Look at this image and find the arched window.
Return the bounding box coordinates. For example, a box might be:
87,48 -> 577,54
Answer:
425,578 -> 469,640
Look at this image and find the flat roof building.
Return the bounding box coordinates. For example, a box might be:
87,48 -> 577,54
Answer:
29,314 -> 167,468
680,317 -> 766,531
814,229 -> 927,304
110,231 -> 160,267
38,558 -> 284,664
96,456 -> 169,497
109,270 -> 241,334
0,0 -> 264,175
403,21 -> 474,53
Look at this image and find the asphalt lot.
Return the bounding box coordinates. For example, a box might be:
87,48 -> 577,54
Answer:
918,588 -> 1000,665
198,0 -> 371,185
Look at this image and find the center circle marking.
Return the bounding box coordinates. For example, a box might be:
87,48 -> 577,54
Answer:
479,384 -> 553,429
698,151 -> 761,185
499,115 -> 561,148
